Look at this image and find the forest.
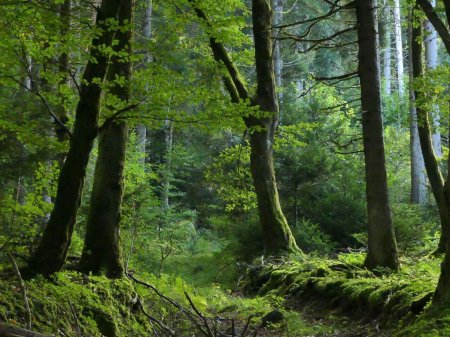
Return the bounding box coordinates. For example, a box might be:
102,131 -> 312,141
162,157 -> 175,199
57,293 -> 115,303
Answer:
1,0 -> 450,335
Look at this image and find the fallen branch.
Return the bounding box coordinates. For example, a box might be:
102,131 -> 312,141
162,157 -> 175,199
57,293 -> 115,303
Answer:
0,324 -> 52,337
8,251 -> 32,331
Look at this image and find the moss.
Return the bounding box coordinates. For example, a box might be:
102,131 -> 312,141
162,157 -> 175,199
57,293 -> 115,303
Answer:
244,253 -> 449,336
0,272 -> 153,336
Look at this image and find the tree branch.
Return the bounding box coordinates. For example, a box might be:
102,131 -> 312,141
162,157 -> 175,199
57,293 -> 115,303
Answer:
416,0 -> 450,54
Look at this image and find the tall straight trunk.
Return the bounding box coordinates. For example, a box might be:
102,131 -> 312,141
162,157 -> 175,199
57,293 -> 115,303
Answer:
79,0 -> 133,278
135,0 -> 153,164
25,0 -> 121,277
424,0 -> 442,157
380,0 -> 392,95
409,15 -> 427,205
250,0 -> 299,255
272,0 -> 283,124
393,0 -> 405,95
355,0 -> 399,270
411,13 -> 449,254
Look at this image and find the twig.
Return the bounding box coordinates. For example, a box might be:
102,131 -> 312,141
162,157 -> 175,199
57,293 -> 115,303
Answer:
126,271 -> 208,336
135,297 -> 175,336
8,251 -> 32,331
68,300 -> 82,337
184,292 -> 214,336
241,314 -> 255,336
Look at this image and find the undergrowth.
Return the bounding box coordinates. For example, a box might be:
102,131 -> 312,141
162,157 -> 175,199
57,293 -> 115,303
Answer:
244,252 -> 447,336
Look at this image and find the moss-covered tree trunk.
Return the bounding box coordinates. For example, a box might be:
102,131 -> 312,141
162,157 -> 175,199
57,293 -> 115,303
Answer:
190,0 -> 299,255
78,123 -> 128,277
248,0 -> 299,255
25,0 -> 121,277
78,0 -> 133,278
355,0 -> 399,270
411,7 -> 449,255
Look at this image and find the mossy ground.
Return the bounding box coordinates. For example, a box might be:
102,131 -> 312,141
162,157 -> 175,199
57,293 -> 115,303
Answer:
0,267 -> 353,336
1,252 -> 448,336
244,252 -> 450,336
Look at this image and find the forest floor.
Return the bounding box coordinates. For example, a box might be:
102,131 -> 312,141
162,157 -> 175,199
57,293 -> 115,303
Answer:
0,252 -> 444,336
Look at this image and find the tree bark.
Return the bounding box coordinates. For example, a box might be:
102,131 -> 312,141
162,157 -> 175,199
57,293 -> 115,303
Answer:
135,0 -> 153,164
272,0 -> 284,124
379,0 -> 392,95
393,0 -> 405,95
356,0 -> 399,270
249,0 -> 299,255
25,0 -> 121,277
424,0 -> 442,157
190,0 -> 299,255
79,0 -> 133,278
411,13 -> 449,254
408,14 -> 427,205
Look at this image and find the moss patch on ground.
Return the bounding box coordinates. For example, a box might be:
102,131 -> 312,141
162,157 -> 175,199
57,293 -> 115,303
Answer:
244,253 -> 449,336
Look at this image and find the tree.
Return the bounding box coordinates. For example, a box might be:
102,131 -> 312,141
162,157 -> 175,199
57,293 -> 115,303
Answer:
393,0 -> 405,95
190,0 -> 299,255
415,0 -> 450,254
355,0 -> 399,270
415,0 -> 450,305
78,0 -> 133,278
408,13 -> 427,205
379,0 -> 392,95
424,0 -> 442,157
25,0 -> 122,277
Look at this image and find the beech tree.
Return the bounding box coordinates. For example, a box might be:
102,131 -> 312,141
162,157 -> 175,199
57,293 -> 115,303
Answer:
25,0 -> 122,277
355,0 -> 399,270
78,0 -> 133,278
190,0 -> 299,255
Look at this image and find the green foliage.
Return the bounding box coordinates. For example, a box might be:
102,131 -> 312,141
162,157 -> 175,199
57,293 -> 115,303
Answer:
291,218 -> 335,254
205,144 -> 256,213
392,204 -> 438,254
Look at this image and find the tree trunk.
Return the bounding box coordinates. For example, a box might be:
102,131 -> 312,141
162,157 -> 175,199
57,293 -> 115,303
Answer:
190,0 -> 299,255
356,0 -> 399,270
54,0 -> 71,143
249,0 -> 299,255
25,0 -> 121,278
272,0 -> 283,124
79,0 -> 133,278
393,0 -> 405,95
414,0 -> 450,307
408,12 -> 427,205
135,0 -> 153,164
424,0 -> 442,157
379,0 -> 392,95
411,12 -> 449,254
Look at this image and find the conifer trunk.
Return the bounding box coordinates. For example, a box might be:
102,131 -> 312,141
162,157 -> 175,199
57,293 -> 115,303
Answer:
380,0 -> 392,95
393,0 -> 405,94
355,0 -> 399,270
79,0 -> 133,278
25,0 -> 121,277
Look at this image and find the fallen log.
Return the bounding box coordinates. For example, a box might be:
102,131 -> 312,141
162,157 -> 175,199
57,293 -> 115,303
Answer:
0,324 -> 53,337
